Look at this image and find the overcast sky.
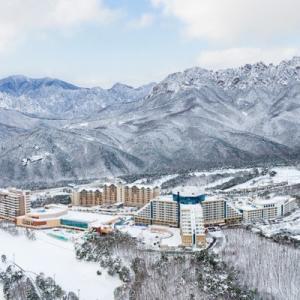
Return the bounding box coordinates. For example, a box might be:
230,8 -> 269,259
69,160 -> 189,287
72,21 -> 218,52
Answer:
0,0 -> 299,88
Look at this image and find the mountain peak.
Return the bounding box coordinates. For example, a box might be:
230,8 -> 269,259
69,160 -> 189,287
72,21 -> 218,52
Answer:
0,75 -> 80,96
151,57 -> 300,95
110,82 -> 134,91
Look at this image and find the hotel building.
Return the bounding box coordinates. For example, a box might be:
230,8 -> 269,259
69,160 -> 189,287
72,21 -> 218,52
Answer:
135,187 -> 207,247
135,196 -> 179,227
122,184 -> 160,208
72,183 -> 160,208
72,188 -> 103,206
0,188 -> 31,220
201,196 -> 242,225
72,184 -> 119,206
103,183 -> 120,204
234,196 -> 298,222
134,185 -> 299,246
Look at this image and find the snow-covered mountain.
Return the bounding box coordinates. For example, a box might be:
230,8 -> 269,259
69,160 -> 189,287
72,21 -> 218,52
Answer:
0,76 -> 155,118
1,58 -> 300,185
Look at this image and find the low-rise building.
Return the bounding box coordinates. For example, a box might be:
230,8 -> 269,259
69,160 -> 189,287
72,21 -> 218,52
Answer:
0,188 -> 31,220
16,205 -> 67,228
16,204 -> 119,231
233,196 -> 298,222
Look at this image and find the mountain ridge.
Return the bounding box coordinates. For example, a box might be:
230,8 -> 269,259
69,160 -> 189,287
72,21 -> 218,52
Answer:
1,57 -> 300,186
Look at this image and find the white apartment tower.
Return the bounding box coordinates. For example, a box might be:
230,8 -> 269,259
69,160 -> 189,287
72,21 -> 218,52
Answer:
180,204 -> 206,247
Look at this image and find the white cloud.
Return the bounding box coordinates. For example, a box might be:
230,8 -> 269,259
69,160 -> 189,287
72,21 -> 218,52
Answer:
0,0 -> 117,52
197,48 -> 300,70
152,0 -> 300,43
128,13 -> 155,29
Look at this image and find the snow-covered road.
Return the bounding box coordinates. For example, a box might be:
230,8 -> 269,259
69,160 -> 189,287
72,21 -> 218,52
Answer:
208,230 -> 226,254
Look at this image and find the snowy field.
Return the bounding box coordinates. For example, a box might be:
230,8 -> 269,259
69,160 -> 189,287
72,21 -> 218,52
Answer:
204,176 -> 235,189
131,166 -> 300,191
132,174 -> 179,186
191,168 -> 255,177
227,166 -> 300,190
0,229 -> 120,300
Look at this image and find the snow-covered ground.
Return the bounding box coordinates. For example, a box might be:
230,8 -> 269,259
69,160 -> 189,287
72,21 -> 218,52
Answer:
150,174 -> 179,187
21,152 -> 51,166
129,166 -> 300,193
192,167 -> 255,177
118,225 -> 182,249
0,229 -> 120,300
227,166 -> 300,190
66,209 -> 116,225
204,176 -> 234,189
222,228 -> 300,300
208,230 -> 226,254
0,283 -> 4,300
253,209 -> 300,240
132,174 -> 179,187
160,227 -> 182,248
272,167 -> 300,184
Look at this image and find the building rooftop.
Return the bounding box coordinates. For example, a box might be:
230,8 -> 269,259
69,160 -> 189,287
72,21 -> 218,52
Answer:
154,195 -> 174,202
0,188 -> 30,195
23,204 -> 116,226
172,186 -> 205,197
202,195 -> 225,202
253,196 -> 290,206
75,187 -> 103,193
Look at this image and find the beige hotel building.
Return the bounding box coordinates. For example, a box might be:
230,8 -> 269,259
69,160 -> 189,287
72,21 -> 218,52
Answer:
0,188 -> 31,220
72,183 -> 160,208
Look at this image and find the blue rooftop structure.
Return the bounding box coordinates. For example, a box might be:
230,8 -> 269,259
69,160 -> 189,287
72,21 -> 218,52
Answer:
172,187 -> 206,204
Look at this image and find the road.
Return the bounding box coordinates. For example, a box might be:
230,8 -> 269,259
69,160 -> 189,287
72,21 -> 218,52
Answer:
207,230 -> 226,254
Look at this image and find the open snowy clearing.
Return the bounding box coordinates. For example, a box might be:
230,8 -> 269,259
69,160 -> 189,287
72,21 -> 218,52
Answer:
118,225 -> 182,249
0,229 -> 120,300
227,166 -> 300,190
141,166 -> 300,191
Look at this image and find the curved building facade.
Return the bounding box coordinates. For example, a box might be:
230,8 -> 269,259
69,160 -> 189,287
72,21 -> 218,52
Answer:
172,186 -> 206,204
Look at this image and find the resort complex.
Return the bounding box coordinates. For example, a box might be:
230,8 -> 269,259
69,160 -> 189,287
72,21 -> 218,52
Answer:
134,186 -> 298,247
1,178 -> 299,249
